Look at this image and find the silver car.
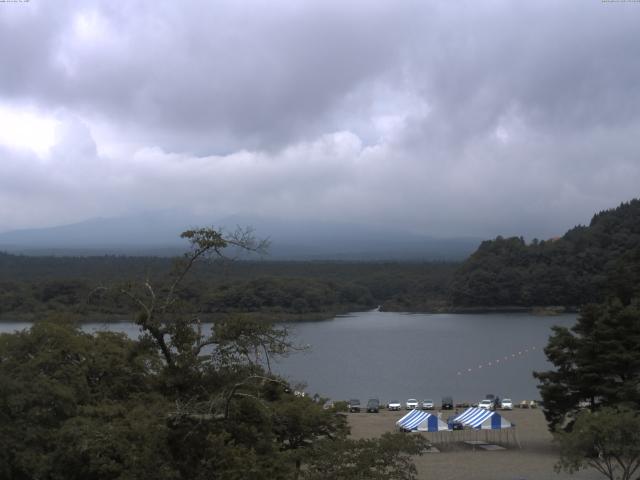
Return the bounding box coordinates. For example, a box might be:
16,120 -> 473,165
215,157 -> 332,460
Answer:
421,399 -> 434,410
478,399 -> 494,410
388,400 -> 402,411
406,398 -> 419,410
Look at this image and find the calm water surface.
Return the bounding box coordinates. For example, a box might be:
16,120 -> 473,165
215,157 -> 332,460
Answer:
277,310 -> 576,404
1,310 -> 576,404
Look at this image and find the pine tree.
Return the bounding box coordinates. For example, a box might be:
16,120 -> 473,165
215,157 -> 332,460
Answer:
534,298 -> 640,431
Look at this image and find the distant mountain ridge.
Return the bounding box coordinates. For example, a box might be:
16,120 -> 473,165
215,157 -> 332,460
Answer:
0,212 -> 481,261
451,199 -> 640,307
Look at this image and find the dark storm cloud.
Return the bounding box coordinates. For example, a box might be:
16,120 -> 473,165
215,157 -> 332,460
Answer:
1,0 -> 421,153
3,1 -> 639,148
0,0 -> 639,237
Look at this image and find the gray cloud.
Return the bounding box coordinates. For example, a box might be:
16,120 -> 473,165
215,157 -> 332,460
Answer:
1,0 -> 420,152
0,0 -> 639,239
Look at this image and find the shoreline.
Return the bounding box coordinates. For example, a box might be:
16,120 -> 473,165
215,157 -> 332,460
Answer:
0,304 -> 578,324
381,304 -> 578,315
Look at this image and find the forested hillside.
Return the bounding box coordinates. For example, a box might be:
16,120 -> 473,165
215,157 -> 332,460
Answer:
451,199 -> 640,307
0,254 -> 456,320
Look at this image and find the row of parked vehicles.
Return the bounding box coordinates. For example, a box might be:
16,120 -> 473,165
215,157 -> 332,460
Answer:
348,396 -> 454,413
477,396 -> 511,410
346,398 -> 381,413
347,395 -> 533,413
474,394 -> 521,411
476,395 -> 537,410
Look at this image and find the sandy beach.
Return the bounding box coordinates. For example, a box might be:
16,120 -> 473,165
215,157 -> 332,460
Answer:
347,408 -> 602,480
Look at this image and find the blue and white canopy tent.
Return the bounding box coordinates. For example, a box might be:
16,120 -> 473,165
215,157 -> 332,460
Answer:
452,407 -> 512,430
451,407 -> 520,448
396,409 -> 449,432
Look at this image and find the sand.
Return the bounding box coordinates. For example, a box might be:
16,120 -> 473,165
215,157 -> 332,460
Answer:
347,408 -> 603,480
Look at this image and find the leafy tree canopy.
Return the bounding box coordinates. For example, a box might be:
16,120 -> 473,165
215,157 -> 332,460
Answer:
452,199 -> 640,307
534,298 -> 640,432
555,407 -> 640,480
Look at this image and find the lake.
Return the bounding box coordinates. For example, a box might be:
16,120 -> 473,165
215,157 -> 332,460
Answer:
0,310 -> 576,405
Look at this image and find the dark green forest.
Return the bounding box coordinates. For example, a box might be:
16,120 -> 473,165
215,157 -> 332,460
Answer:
0,254 -> 456,321
451,199 -> 640,308
2,199 -> 640,321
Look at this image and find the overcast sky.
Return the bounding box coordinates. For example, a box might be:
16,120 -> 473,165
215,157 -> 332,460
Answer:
1,0 -> 639,238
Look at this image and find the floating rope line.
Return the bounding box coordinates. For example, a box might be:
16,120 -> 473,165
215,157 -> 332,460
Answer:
456,345 -> 542,376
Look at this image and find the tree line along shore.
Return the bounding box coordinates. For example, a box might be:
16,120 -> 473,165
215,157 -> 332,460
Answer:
1,199 -> 639,322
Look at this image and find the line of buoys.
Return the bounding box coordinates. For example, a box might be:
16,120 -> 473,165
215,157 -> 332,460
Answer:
455,345 -> 543,376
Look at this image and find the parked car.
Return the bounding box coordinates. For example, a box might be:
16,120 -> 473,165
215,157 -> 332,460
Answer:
441,396 -> 454,410
519,400 -> 529,409
529,400 -> 538,409
387,400 -> 402,411
500,398 -> 513,410
366,398 -> 380,413
348,399 -> 361,413
421,399 -> 434,410
478,399 -> 495,410
485,394 -> 500,409
447,415 -> 464,430
406,398 -> 419,410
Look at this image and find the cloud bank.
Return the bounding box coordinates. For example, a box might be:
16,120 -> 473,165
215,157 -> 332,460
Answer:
1,0 -> 639,238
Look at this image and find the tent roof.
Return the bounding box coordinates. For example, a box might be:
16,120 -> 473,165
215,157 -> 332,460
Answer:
396,409 -> 449,431
397,409 -> 429,430
453,407 -> 513,429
